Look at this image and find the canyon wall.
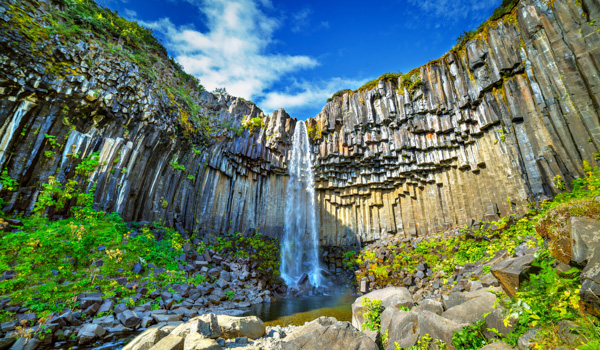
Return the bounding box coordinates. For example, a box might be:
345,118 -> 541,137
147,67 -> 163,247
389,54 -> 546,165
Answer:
1,0 -> 599,247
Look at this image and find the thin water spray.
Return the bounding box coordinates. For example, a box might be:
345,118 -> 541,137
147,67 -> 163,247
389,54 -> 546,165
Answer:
280,120 -> 321,288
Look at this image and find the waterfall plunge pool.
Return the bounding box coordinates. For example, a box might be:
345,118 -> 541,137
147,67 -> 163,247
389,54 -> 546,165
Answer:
241,291 -> 354,326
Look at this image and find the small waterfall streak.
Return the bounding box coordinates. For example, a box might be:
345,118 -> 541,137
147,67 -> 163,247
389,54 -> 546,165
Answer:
280,121 -> 321,288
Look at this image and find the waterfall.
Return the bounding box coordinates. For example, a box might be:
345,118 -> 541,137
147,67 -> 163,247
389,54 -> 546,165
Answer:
280,120 -> 321,288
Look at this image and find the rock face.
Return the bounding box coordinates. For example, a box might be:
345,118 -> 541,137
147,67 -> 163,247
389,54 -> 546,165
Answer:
1,0 -> 600,246
276,317 -> 378,350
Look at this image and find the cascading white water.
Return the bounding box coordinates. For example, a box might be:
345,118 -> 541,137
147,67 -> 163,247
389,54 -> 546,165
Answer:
280,120 -> 321,288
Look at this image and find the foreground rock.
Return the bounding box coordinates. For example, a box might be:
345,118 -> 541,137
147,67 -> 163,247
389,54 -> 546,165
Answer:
217,315 -> 264,339
123,314 -> 264,350
275,317 -> 378,350
352,287 -> 413,330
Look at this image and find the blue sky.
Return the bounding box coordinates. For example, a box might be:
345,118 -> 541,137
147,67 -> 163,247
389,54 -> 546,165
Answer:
98,0 -> 502,119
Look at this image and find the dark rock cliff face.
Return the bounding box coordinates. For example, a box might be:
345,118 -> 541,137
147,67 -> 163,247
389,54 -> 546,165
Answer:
308,0 -> 600,245
1,0 -> 599,247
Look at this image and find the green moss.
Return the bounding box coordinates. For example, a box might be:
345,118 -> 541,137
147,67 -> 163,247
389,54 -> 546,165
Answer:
356,72 -> 402,92
327,89 -> 352,103
454,0 -> 519,49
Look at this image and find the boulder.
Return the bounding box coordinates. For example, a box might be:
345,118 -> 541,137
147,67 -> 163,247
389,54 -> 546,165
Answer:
118,310 -> 141,328
149,334 -> 184,350
170,313 -> 220,339
352,287 -> 413,329
557,320 -> 585,347
216,315 -> 264,339
517,327 -> 541,350
418,311 -> 466,347
380,308 -> 418,350
77,323 -> 106,345
483,306 -> 517,340
580,247 -> 600,316
415,299 -> 443,316
442,289 -> 497,324
568,217 -> 600,266
123,328 -> 166,350
183,333 -> 223,350
0,336 -> 16,350
491,255 -> 537,297
277,317 -> 378,350
479,341 -> 513,349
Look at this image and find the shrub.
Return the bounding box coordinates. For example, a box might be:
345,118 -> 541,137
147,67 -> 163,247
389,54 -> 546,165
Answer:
360,297 -> 385,332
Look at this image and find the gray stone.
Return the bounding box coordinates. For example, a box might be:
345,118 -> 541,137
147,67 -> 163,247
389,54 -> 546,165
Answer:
352,287 -> 413,330
77,323 -> 106,345
216,315 -> 264,339
418,311 -> 466,347
380,309 -> 418,350
183,333 -> 222,350
277,317 -> 378,350
118,310 -> 141,328
149,334 -> 184,350
442,289 -> 497,324
123,328 -> 166,350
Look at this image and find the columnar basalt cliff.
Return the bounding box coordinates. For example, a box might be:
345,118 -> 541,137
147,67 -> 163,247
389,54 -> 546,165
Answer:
0,0 -> 599,247
308,0 -> 600,245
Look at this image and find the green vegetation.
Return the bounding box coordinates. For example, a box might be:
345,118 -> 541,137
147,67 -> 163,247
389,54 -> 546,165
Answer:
211,231 -> 280,275
224,290 -> 235,301
360,297 -> 385,332
454,0 -> 519,48
356,72 -> 402,92
0,170 -> 19,192
452,318 -> 489,349
169,160 -> 186,171
307,123 -> 323,141
399,69 -> 422,95
2,0 -> 227,141
242,116 -> 264,132
327,89 -> 352,103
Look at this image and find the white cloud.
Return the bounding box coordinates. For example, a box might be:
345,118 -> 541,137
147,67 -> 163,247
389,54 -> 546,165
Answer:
141,0 -> 319,100
260,77 -> 367,113
408,0 -> 501,21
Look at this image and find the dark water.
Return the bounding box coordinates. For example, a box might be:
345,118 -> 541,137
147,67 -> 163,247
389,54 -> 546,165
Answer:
66,293 -> 354,349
